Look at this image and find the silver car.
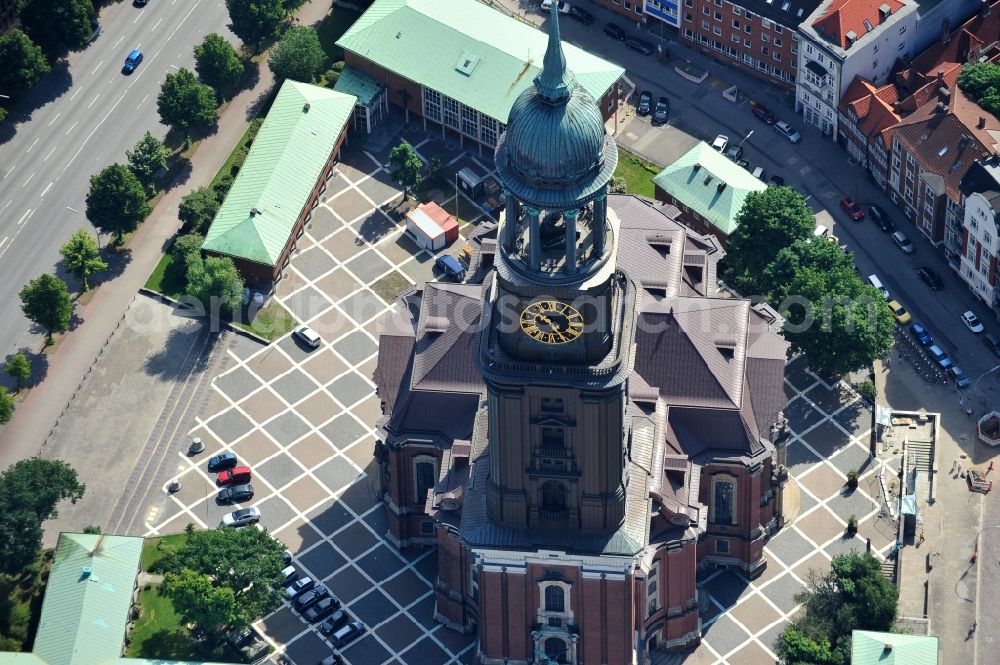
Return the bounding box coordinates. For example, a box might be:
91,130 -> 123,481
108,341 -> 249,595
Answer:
221,506 -> 260,527
293,325 -> 321,348
774,121 -> 801,143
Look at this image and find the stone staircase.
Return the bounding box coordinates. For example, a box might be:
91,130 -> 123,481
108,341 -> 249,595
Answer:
907,439 -> 934,474
881,556 -> 897,583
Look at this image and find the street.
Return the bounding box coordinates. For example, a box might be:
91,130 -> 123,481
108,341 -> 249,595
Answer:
0,0 -> 233,359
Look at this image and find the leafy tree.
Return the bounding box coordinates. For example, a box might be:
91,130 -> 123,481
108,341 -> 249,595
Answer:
0,459 -> 85,575
776,625 -> 835,665
157,67 -> 218,135
0,387 -> 12,424
179,186 -> 221,233
0,30 -> 51,96
19,274 -> 73,345
722,186 -> 816,293
268,26 -> 325,83
389,141 -> 422,201
163,567 -> 239,634
82,525 -> 101,534
18,0 -> 94,57
195,33 -> 244,96
0,108 -> 7,124
126,131 -> 167,196
4,352 -> 31,391
186,255 -> 244,317
225,0 -> 286,52
959,62 -> 1000,116
86,164 -> 151,245
59,229 -> 107,291
155,524 -> 286,634
172,232 -> 205,267
608,175 -> 627,194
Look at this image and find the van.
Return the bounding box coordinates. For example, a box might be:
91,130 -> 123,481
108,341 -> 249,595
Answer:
435,255 -> 466,282
892,230 -> 915,254
985,332 -> 1000,358
751,166 -> 765,180
866,274 -> 890,300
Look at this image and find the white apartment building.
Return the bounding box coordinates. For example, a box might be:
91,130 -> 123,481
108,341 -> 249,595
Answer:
959,159 -> 1000,308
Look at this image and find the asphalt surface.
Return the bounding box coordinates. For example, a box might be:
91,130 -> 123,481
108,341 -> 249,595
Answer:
0,0 -> 233,358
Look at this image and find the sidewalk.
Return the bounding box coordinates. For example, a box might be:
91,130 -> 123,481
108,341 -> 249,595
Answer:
0,0 -> 332,469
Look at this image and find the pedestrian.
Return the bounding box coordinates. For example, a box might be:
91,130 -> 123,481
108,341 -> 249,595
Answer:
989,461 -> 995,474
952,459 -> 959,474
886,356 -> 891,368
918,531 -> 925,545
958,461 -> 963,476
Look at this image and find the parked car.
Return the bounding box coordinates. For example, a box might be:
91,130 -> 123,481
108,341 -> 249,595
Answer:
768,174 -> 785,187
285,576 -> 314,599
624,36 -> 655,55
331,621 -> 366,648
603,22 -> 626,40
221,507 -> 261,528
540,0 -> 571,13
711,135 -> 729,152
839,196 -> 864,220
869,204 -> 894,232
866,274 -> 890,300
916,266 -> 943,290
567,5 -> 593,23
725,144 -> 744,162
951,365 -> 971,389
751,101 -> 777,124
962,310 -> 985,333
319,656 -> 344,665
435,255 -> 466,282
737,159 -> 751,170
892,230 -> 914,254
910,323 -> 933,346
985,332 -> 1000,357
294,585 -> 329,612
207,451 -> 238,472
319,610 -> 351,635
774,120 -> 802,143
217,483 -> 254,504
926,345 -> 953,369
651,96 -> 669,126
887,299 -> 911,324
217,466 -> 252,485
134,0 -> 150,5
122,49 -> 143,74
636,90 -> 652,116
293,325 -> 321,348
281,565 -> 297,581
305,596 -> 341,623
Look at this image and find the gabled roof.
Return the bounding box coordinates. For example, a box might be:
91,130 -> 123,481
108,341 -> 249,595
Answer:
202,80 -> 356,267
811,0 -> 904,50
651,142 -> 766,236
336,0 -> 624,123
32,534 -> 143,665
839,76 -> 901,146
410,281 -> 485,393
850,630 -> 938,665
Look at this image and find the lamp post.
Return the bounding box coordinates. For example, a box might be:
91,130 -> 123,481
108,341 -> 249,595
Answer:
970,364 -> 1000,464
736,129 -> 754,151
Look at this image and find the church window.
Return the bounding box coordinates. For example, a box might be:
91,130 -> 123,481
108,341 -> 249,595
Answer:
541,481 -> 568,513
712,476 -> 736,524
414,456 -> 437,504
541,427 -> 565,451
541,397 -> 564,414
545,585 -> 566,612
544,637 -> 568,663
716,539 -> 730,553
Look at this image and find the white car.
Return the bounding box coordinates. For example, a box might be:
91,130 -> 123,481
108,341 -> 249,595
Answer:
774,121 -> 802,143
293,325 -> 321,348
962,310 -> 985,333
221,506 -> 260,527
541,0 -> 571,12
711,135 -> 729,152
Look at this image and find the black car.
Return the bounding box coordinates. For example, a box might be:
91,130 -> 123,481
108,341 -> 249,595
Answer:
217,483 -> 253,503
319,610 -> 350,635
603,22 -> 626,40
331,621 -> 366,648
624,36 -> 655,55
725,145 -> 743,162
207,451 -> 238,472
869,204 -> 894,232
636,90 -> 652,116
294,585 -> 329,612
304,596 -> 341,623
768,174 -> 785,187
568,5 -> 593,24
651,96 -> 669,126
917,266 -> 943,290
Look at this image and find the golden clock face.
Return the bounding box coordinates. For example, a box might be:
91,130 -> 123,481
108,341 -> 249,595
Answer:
519,301 -> 584,344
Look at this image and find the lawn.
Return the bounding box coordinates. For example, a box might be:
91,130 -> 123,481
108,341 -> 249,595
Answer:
371,271 -> 412,304
0,551 -> 52,651
614,149 -> 660,198
126,586 -> 243,663
144,252 -> 186,300
235,299 -> 296,342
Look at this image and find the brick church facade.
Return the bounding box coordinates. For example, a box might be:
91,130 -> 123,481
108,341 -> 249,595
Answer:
372,11 -> 791,664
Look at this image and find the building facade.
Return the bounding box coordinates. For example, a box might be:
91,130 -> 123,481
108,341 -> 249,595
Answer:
958,159 -> 1000,307
592,0 -> 682,29
373,10 -> 791,665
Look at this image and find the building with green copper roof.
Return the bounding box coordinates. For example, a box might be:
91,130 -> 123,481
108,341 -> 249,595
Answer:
336,0 -> 627,148
201,79 -> 356,285
652,141 -> 766,242
851,630 -> 939,665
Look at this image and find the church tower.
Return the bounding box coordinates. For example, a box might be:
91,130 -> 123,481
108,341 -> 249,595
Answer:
476,8 -> 638,535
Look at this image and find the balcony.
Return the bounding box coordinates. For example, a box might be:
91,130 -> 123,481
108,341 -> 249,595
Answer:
539,508 -> 570,521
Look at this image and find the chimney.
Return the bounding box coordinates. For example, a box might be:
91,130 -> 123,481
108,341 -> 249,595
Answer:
980,116 -> 988,128
879,3 -> 892,22
883,644 -> 894,654
982,0 -> 990,19
717,182 -> 728,193
941,17 -> 951,44
303,102 -> 311,112
845,30 -> 858,46
693,162 -> 702,171
703,175 -> 713,186
937,70 -> 945,83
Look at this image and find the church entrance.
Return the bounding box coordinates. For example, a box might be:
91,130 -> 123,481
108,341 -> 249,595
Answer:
544,637 -> 568,663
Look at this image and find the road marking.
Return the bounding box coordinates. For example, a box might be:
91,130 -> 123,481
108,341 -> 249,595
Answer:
87,93 -> 100,109
151,17 -> 163,32
65,121 -> 79,135
0,238 -> 8,252
26,138 -> 38,153
0,209 -> 32,259
15,210 -> 31,227
21,172 -> 34,188
47,112 -> 61,127
66,206 -> 83,215
114,35 -> 124,49
133,12 -> 141,23
0,201 -> 10,214
141,93 -> 149,104
70,88 -> 81,101
90,60 -> 104,76
43,146 -> 57,162
3,165 -> 14,179
40,182 -> 53,199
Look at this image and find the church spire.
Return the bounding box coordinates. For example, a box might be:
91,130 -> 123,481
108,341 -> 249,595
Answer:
534,4 -> 577,105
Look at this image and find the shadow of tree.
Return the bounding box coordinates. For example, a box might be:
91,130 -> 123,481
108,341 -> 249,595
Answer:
142,320 -> 216,381
0,63 -> 73,146
355,210 -> 398,245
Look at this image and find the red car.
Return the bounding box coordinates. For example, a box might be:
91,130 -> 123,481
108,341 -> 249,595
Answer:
217,466 -> 252,485
840,196 -> 864,220
751,101 -> 777,124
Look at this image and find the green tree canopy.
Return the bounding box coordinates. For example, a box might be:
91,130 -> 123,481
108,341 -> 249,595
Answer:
172,232 -> 205,268
179,186 -> 222,233
958,62 -> 1000,116
0,29 -> 51,96
85,164 -> 151,245
186,255 -> 244,317
225,0 -> 286,52
195,33 -> 244,96
0,387 -> 12,424
157,67 -> 218,135
267,26 -> 325,83
0,459 -> 85,575
18,0 -> 94,57
389,141 -> 422,201
126,131 -> 167,196
59,228 -> 107,291
722,186 -> 816,293
19,274 -> 73,345
163,567 -> 239,634
4,353 -> 30,391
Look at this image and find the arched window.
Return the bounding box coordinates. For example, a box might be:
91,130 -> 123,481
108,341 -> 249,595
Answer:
541,481 -> 568,512
544,637 -> 568,664
712,476 -> 735,525
414,457 -> 437,505
544,585 -> 565,613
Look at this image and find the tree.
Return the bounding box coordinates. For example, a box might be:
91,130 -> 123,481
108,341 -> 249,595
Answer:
178,186 -> 221,233
4,353 -> 31,391
186,255 -> 244,317
157,68 -> 218,136
59,229 -> 107,291
85,164 -> 151,245
163,567 -> 239,634
18,0 -> 94,57
126,131 -> 167,196
608,175 -> 627,193
388,141 -> 422,201
19,274 -> 73,345
154,524 -> 286,634
195,33 -> 244,96
722,186 -> 816,293
959,62 -> 1000,116
0,459 -> 85,575
0,30 -> 51,96
268,26 -> 325,83
225,0 -> 286,52
172,233 -> 205,267
0,388 -> 12,424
